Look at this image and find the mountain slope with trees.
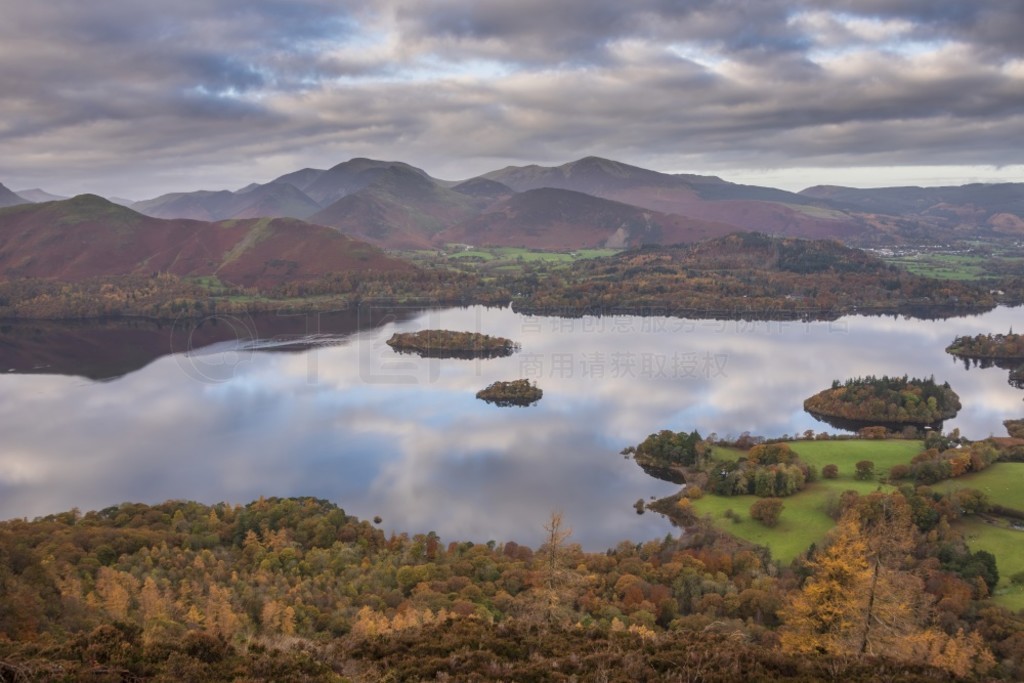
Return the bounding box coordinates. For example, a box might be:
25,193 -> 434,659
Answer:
511,232 -> 996,317
0,195 -> 413,288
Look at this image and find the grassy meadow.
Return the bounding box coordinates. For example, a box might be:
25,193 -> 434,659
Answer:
690,439 -> 923,563
691,443 -> 1024,609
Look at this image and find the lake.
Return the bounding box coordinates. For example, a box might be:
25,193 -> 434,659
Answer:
1,305 -> 1021,549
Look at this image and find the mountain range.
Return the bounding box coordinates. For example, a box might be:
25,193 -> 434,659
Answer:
3,157 -> 1023,259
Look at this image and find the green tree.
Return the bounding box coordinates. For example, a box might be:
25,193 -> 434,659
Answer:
854,460 -> 875,480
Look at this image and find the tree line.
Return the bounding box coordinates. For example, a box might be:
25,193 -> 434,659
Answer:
1,490 -> 1020,680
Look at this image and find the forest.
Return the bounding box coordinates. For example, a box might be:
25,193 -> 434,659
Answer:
0,493 -> 1019,681
0,269 -> 511,320
508,234 -> 1001,319
803,375 -> 962,427
0,233 -> 1011,322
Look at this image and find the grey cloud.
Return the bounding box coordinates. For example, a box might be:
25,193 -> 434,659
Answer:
394,0 -> 807,65
812,0 -> 1024,57
1,0 -> 1022,196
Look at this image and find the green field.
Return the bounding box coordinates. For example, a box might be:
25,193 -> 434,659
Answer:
693,447 -> 1024,608
934,462 -> 1024,511
958,517 -> 1024,610
788,439 -> 924,478
886,250 -> 1024,282
691,440 -> 923,563
888,253 -> 990,280
397,246 -> 621,273
934,463 -> 1024,609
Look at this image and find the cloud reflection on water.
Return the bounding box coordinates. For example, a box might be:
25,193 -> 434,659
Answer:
0,305 -> 1020,549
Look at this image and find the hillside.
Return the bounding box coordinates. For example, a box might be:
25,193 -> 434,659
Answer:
0,195 -> 413,288
13,188 -> 67,203
0,495 -> 1010,681
310,166 -> 481,249
801,183 -> 1024,238
134,182 -> 322,222
109,156 -> 1024,251
450,177 -> 514,201
297,158 -> 435,207
437,187 -> 735,249
513,232 -> 996,316
0,182 -> 29,208
479,157 -> 871,242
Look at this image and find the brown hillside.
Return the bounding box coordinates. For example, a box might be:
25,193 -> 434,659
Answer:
437,188 -> 735,249
310,166 -> 482,249
481,157 -> 871,242
0,195 -> 413,288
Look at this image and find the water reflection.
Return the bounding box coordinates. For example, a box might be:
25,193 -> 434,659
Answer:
0,305 -> 1021,549
0,308 -> 420,380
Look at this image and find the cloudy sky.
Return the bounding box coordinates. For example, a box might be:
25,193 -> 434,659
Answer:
2,0 -> 1023,199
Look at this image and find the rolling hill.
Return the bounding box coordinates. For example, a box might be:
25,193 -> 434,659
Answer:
295,158 -> 436,207
14,188 -> 68,203
22,156 -> 1024,252
801,183 -> 1024,238
479,157 -> 871,242
309,165 -> 483,249
437,187 -> 735,249
0,195 -> 413,288
133,182 -> 322,222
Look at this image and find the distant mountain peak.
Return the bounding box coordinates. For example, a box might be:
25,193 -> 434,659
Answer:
562,156 -> 636,176
69,193 -> 113,204
15,188 -> 69,203
0,182 -> 31,209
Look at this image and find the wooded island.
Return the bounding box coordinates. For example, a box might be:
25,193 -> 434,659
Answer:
386,329 -> 520,358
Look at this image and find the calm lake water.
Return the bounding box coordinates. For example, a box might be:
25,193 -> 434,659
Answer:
1,305 -> 1021,549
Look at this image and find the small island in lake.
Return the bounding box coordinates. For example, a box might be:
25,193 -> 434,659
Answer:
476,379 -> 543,407
947,332 -> 1024,389
386,329 -> 520,359
803,375 -> 961,431
946,331 -> 1024,362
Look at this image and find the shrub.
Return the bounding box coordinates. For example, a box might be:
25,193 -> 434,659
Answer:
683,485 -> 704,500
749,498 -> 784,528
822,464 -> 839,479
858,426 -> 888,439
888,464 -> 911,480
854,460 -> 875,480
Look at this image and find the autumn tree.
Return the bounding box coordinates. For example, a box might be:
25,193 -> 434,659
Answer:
779,512 -> 873,655
750,498 -> 784,527
531,511 -> 575,624
781,493 -> 994,675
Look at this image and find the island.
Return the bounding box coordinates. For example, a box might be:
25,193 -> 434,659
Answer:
386,329 -> 520,359
475,379 -> 543,407
947,332 -> 1024,389
946,331 -> 1024,362
803,375 -> 961,432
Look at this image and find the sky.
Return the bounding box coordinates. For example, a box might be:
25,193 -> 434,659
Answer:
2,0 -> 1023,200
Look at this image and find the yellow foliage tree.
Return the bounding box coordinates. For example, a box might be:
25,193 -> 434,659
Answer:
781,495 -> 995,677
779,513 -> 872,654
